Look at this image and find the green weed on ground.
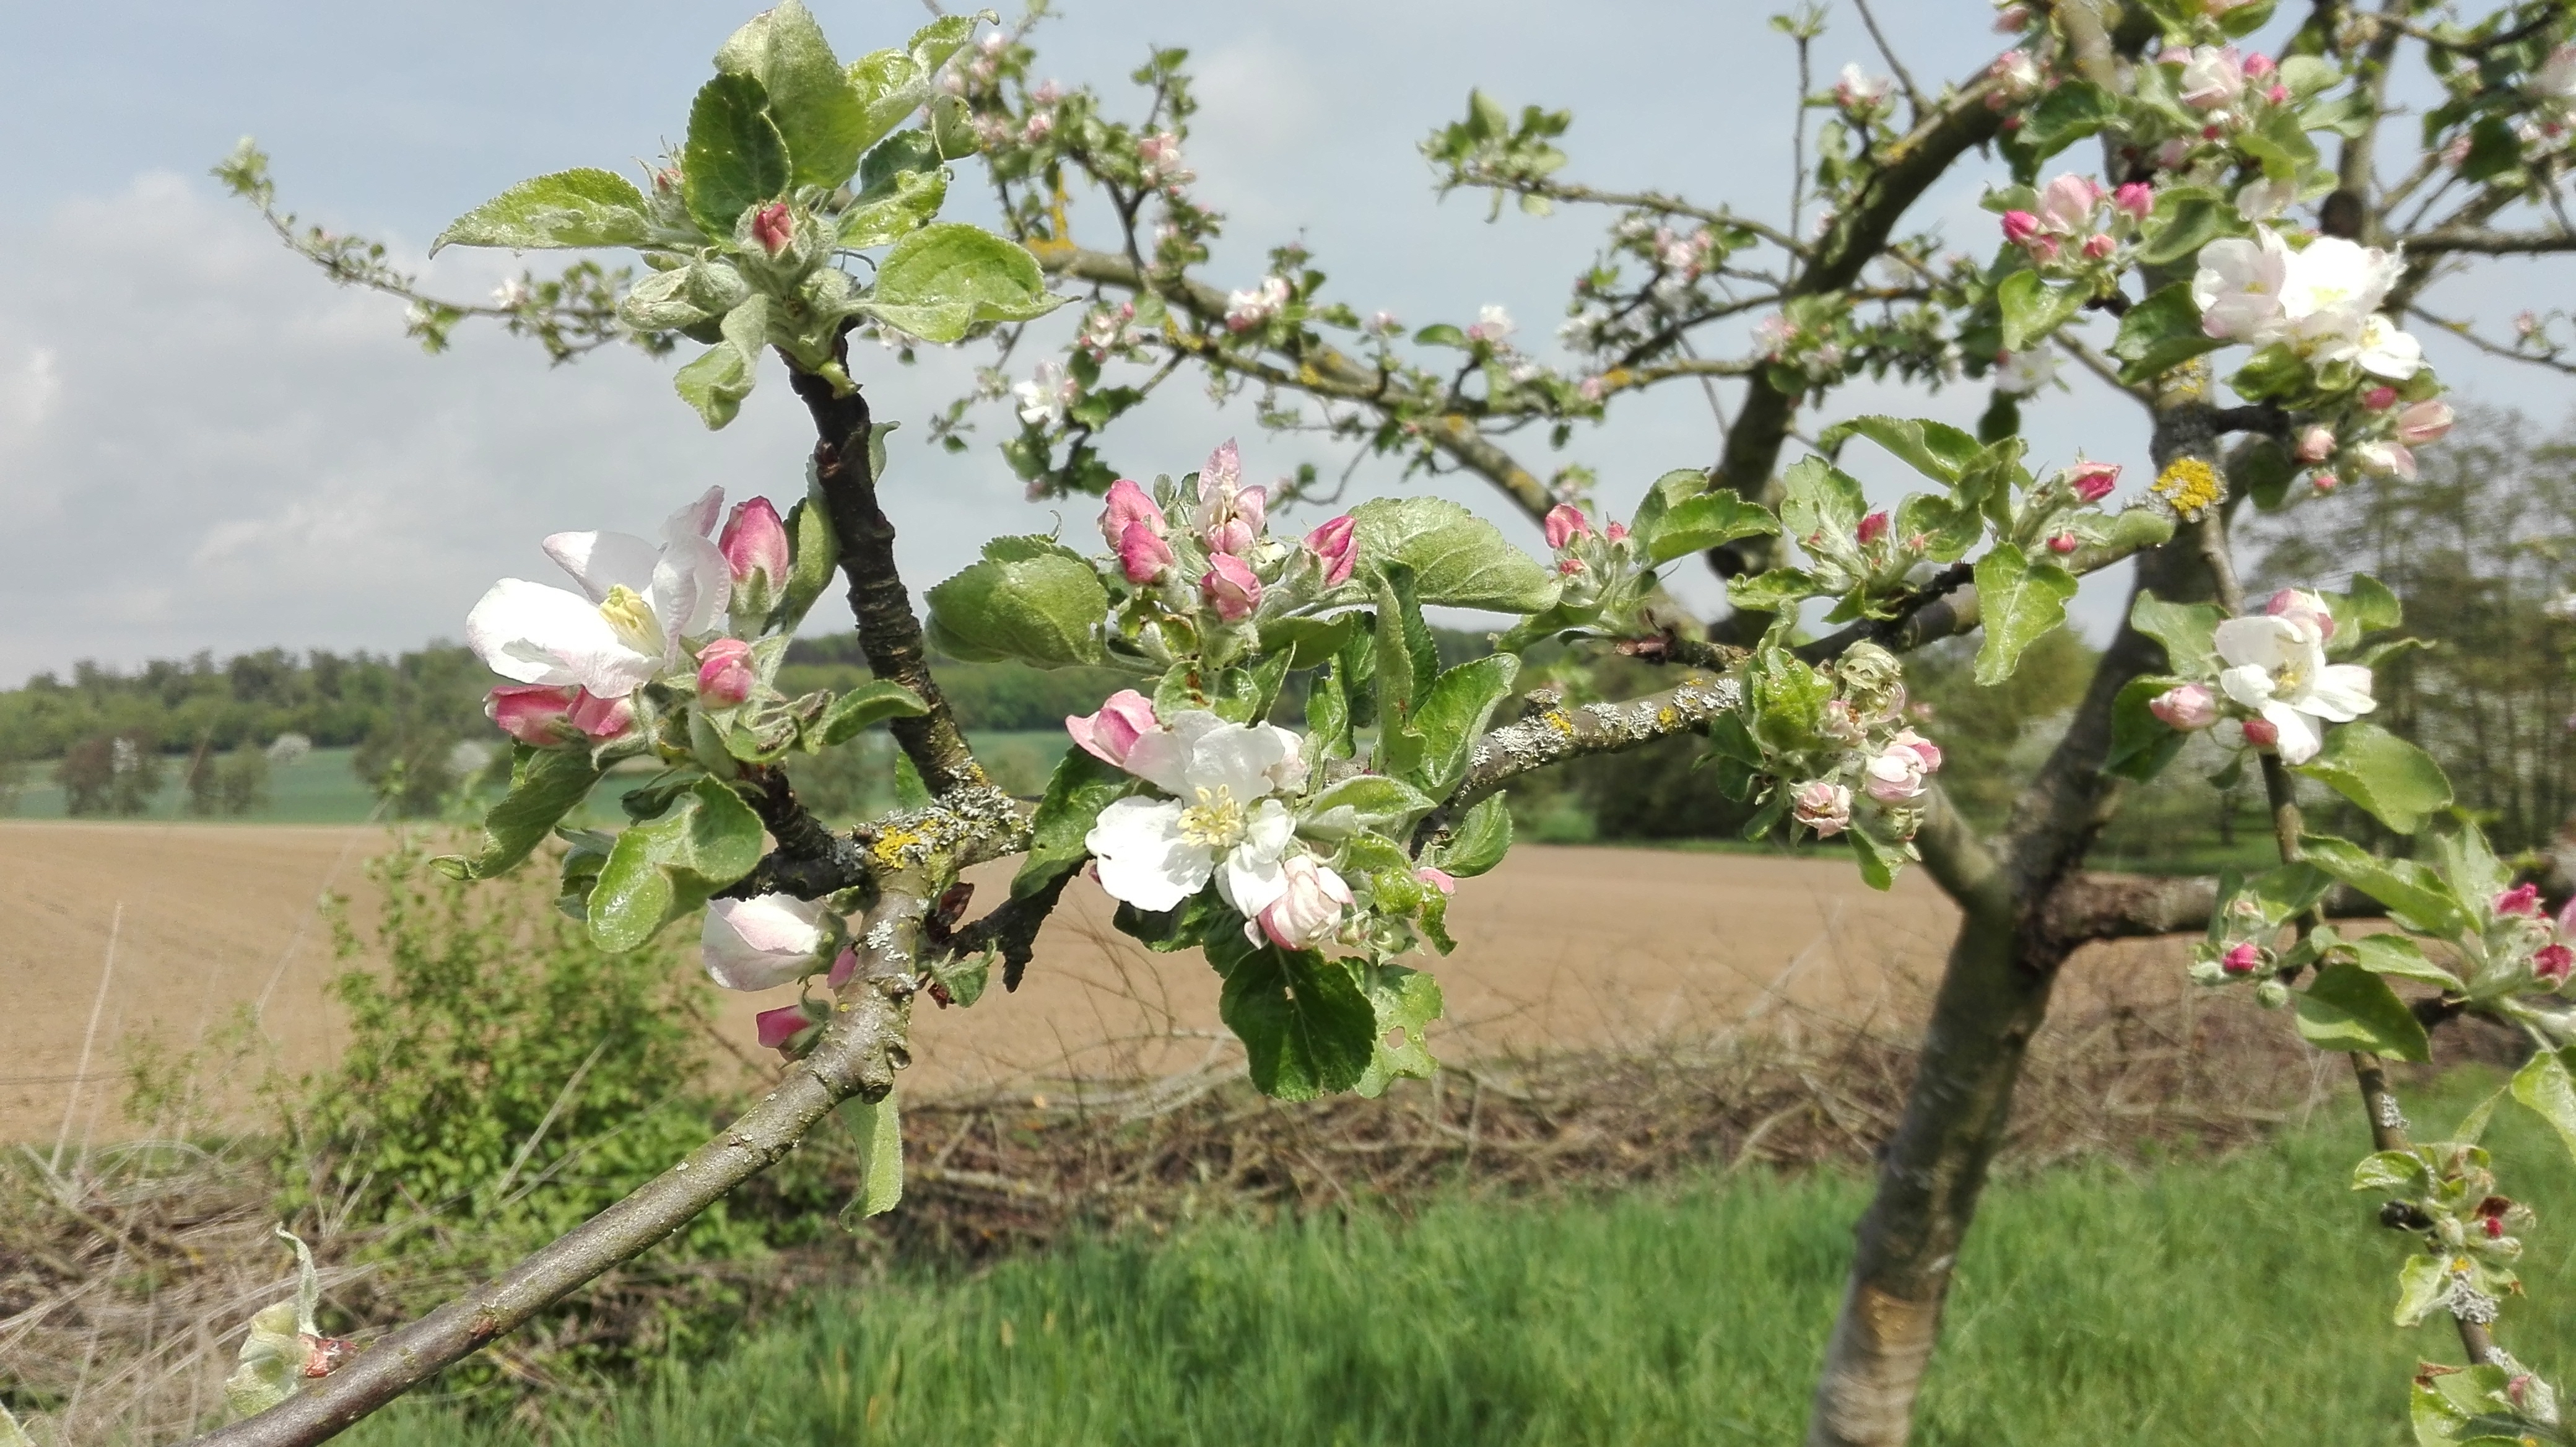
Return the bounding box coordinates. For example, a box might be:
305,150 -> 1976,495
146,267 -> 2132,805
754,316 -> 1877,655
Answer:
346,1073 -> 2575,1447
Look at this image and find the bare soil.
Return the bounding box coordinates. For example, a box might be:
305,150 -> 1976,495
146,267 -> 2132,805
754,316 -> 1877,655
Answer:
0,822 -> 2194,1142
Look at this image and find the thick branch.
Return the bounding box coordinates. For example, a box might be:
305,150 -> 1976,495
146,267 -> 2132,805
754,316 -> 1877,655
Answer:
2405,224 -> 2576,256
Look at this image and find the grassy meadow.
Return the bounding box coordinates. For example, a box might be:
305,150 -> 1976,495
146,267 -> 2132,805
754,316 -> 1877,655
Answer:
341,1072 -> 2575,1447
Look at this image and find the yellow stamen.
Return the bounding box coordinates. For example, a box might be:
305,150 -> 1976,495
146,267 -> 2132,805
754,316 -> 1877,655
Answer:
1176,785 -> 1247,850
598,585 -> 661,654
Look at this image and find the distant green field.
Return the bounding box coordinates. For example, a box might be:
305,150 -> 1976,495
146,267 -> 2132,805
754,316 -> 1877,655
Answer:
346,1071 -> 2576,1447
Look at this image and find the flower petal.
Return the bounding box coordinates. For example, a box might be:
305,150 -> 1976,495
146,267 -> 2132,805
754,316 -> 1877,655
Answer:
664,485 -> 726,543
2217,664 -> 2276,710
2302,665 -> 2377,722
2213,614 -> 2299,671
543,530 -> 661,603
2265,702 -> 2322,764
1188,720 -> 1294,802
466,577 -> 646,694
1086,797 -> 1211,911
652,531 -> 733,645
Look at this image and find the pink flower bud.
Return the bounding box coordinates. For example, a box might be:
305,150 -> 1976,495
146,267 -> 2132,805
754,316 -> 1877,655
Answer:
1255,854 -> 1354,950
2001,209 -> 2041,244
2265,587 -> 2337,640
1066,689 -> 1161,770
2111,182 -> 2154,221
1543,504 -> 1591,549
719,497 -> 791,591
2496,883 -> 2543,918
695,637 -> 757,706
1604,521 -> 1629,543
1864,732 -> 1939,803
2039,173 -> 2104,232
1201,552 -> 1263,620
2362,385 -> 2398,411
1889,729 -> 1943,772
2047,532 -> 2078,554
2242,716 -> 2280,748
2294,425 -> 2336,463
1098,478 -> 1168,551
2242,52 -> 2276,79
1120,520 -> 1176,585
2027,234 -> 2061,263
2394,399 -> 2454,445
1856,510 -> 1891,547
1303,514 -> 1359,588
755,1005 -> 814,1051
751,202 -> 794,256
489,684 -> 580,745
2537,943 -> 2574,986
1790,779 -> 1853,837
1416,867 -> 1458,896
566,688 -> 636,741
1201,439 -> 1243,494
2082,232 -> 2116,260
1557,557 -> 1586,576
827,946 -> 858,990
2149,683 -> 2219,731
2221,941 -> 2265,975
2266,82 -> 2290,104
2067,460 -> 2121,502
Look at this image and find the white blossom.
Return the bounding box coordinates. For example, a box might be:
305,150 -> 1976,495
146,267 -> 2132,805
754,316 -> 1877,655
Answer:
2214,611 -> 2375,764
465,489 -> 731,700
1994,348 -> 2063,395
1083,711 -> 1311,916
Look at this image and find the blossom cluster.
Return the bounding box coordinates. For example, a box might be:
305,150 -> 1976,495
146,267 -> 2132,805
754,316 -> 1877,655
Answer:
1755,644 -> 1946,847
2149,588 -> 2374,765
1092,440 -> 1358,669
1999,173 -> 2154,291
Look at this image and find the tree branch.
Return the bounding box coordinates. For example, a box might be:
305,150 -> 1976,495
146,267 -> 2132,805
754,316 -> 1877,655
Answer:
2404,224 -> 2576,256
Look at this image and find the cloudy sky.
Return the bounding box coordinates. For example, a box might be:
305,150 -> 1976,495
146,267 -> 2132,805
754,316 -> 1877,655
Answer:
2,1 -> 2570,684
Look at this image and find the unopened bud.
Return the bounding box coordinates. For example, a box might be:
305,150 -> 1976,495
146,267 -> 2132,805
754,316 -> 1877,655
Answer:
751,201 -> 794,257
696,637 -> 757,706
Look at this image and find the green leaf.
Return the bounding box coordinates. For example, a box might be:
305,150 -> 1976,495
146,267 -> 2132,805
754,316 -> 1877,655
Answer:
715,0 -> 871,189
2111,282 -> 2227,385
1336,496 -> 1558,613
2511,1046 -> 2576,1167
1972,543 -> 2076,685
1726,567 -> 1819,613
863,222 -> 1067,343
1353,963 -> 1445,1098
813,680 -> 928,747
1998,270 -> 2086,353
2295,722 -> 2453,835
2130,590 -> 2225,677
673,293 -> 770,429
1217,945 -> 1377,1100
775,491 -> 840,632
2323,573 -> 2403,644
2391,1253 -> 2449,1329
837,166 -> 947,248
2348,932 -> 2462,990
1817,416 -> 1983,484
1435,793 -> 1513,878
2302,834 -> 2474,938
1368,566 -> 1440,769
2014,78 -> 2118,163
839,1087 -> 904,1220
1259,612 -> 1362,670
2105,676 -> 2189,784
1848,824 -> 1905,891
1643,492 -> 1779,565
434,746 -> 605,880
2351,1149 -> 2431,1193
2134,191 -> 2244,268
1304,774 -> 1438,838
1011,747 -> 1130,901
586,779 -> 765,953
2294,963 -> 2430,1062
1402,654 -> 1520,795
1778,455 -> 1868,545
431,168 -> 650,254
683,72 -> 791,237
925,549 -> 1107,667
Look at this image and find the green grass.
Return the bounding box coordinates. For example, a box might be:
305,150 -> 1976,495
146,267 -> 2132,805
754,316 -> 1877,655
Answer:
346,1073 -> 2576,1447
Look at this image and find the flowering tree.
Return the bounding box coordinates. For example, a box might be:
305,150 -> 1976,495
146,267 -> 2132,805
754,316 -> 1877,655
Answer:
189,2 -> 2576,1445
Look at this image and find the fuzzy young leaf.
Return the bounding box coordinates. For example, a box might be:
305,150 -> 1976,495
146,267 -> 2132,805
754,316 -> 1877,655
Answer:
1436,792 -> 1513,877
1305,774 -> 1438,838
2130,590 -> 2225,677
1778,455 -> 1868,547
2511,1046 -> 2576,1167
863,222 -> 1066,342
432,168 -> 650,254
1011,746 -> 1131,900
775,489 -> 842,632
840,1088 -> 904,1219
1972,543 -> 2076,685
2348,932 -> 2462,990
2295,722 -> 2453,836
1997,270 -> 2085,353
1259,612 -> 1362,670
813,680 -> 928,747
1216,943 -> 1376,1100
838,166 -> 947,248
586,779 -> 765,953
925,550 -> 1107,667
435,746 -> 606,880
674,294 -> 770,429
714,0 -> 871,190
2302,834 -> 2474,938
2294,963 -> 2430,1061
1353,963 -> 1444,1098
2112,282 -> 2227,384
683,72 -> 790,237
1818,415 -> 1982,484
1642,491 -> 1778,565
1402,655 -> 1520,796
1336,495 -> 1559,612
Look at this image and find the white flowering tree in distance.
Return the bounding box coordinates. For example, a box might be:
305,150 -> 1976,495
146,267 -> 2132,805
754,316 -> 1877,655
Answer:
181,2 -> 2576,1443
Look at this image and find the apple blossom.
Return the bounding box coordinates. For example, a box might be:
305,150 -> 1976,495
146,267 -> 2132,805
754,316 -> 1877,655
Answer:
487,683 -> 632,745
2047,532 -> 2078,554
1224,276 -> 1290,331
2395,399 -> 2454,445
1014,361 -> 1077,426
1081,710 -> 1310,914
1467,304 -> 1516,343
702,893 -> 835,991
2295,426 -> 2336,463
1067,689 -> 1163,771
2233,177 -> 2297,224
1994,348 -> 2063,395
1195,440 -> 1266,555
2214,611 -> 2376,764
755,1004 -> 818,1051
1988,48 -> 2040,100
2278,237 -> 2403,358
2067,460 -> 2121,502
1119,521 -> 1175,584
1099,478 -> 1167,550
1863,730 -> 1942,803
1791,779 -> 1853,836
2539,944 -> 2574,986
2081,233 -> 2116,261
2351,313 -> 2424,379
695,637 -> 756,706
1304,514 -> 1359,587
1543,504 -> 1591,549
466,487 -> 732,702
2036,173 -> 2102,233
1202,553 -> 1262,620
1835,64 -> 1895,111
2534,42 -> 2576,108
2111,181 -> 2154,221
2176,45 -> 2246,110
1253,853 -> 1354,950
2149,683 -> 2220,731
2001,210 -> 2040,245
1138,130 -> 1193,186
2497,883 -> 2543,918
2191,229 -> 2292,343
2221,942 -> 2265,975
750,201 -> 793,256
718,498 -> 790,598
2264,587 -> 2336,640
2241,716 -> 2280,748
2352,440 -> 2417,479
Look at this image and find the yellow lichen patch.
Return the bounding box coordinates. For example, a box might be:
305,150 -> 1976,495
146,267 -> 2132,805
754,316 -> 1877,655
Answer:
1542,710 -> 1577,738
871,828 -> 928,868
1656,706 -> 1679,728
2151,457 -> 2225,520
